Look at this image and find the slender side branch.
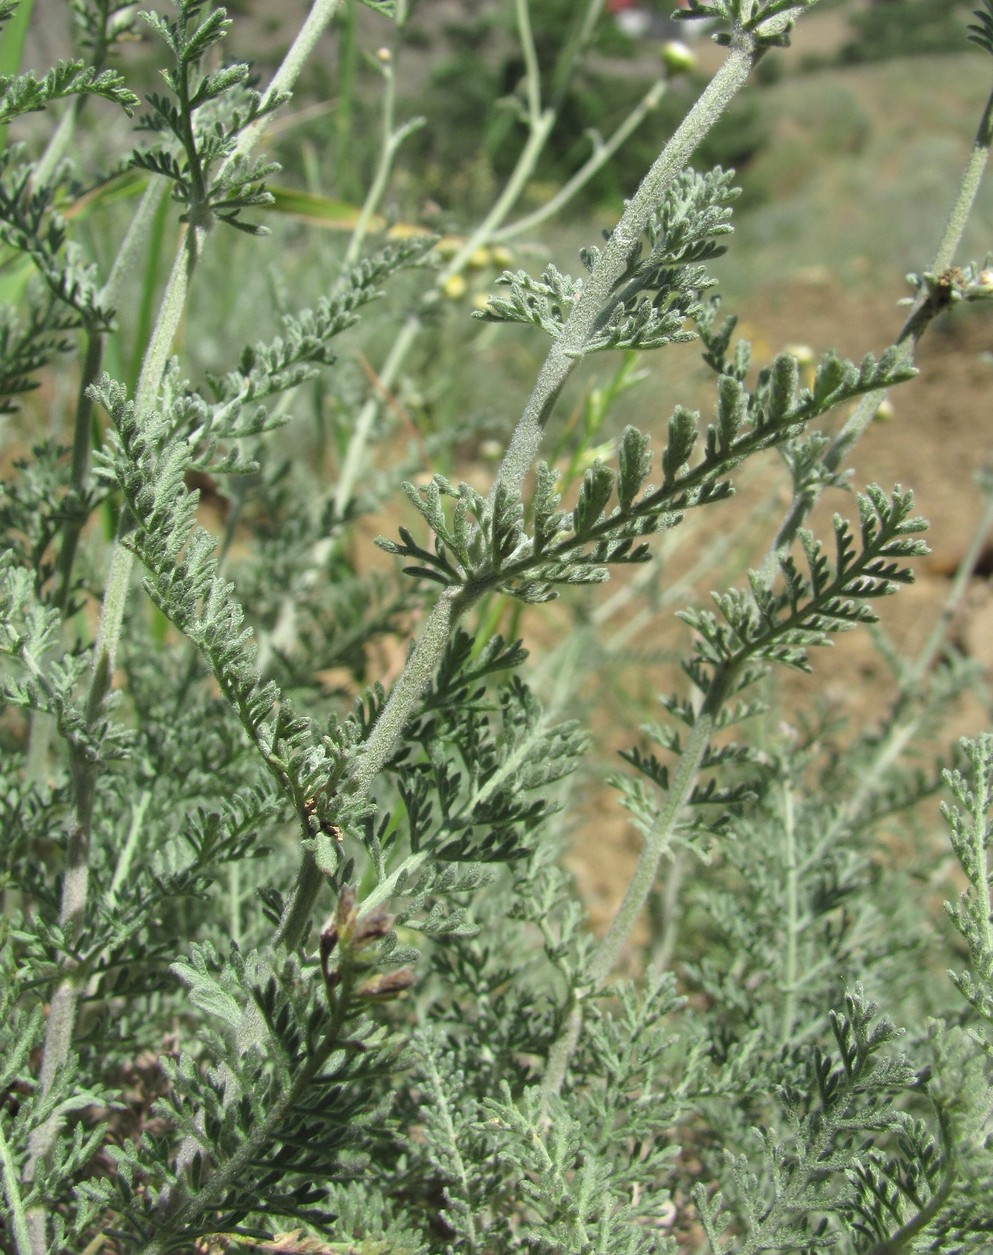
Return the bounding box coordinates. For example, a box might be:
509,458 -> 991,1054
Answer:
258,0 -> 661,668
278,23 -> 784,954
516,0 -> 543,124
493,77 -> 668,244
765,69 -> 993,573
543,690 -> 723,1100
343,11 -> 423,270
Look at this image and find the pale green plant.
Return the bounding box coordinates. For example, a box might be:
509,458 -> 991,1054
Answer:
1,1 -> 993,1252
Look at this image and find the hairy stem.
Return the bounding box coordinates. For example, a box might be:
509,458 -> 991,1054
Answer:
930,75 -> 993,275
779,776 -> 799,1049
276,20 -> 772,948
276,585 -> 476,949
0,1119 -> 31,1255
279,20 -> 785,957
543,675 -> 728,1100
222,0 -> 346,172
257,0 -> 650,669
21,3 -> 346,1240
488,31 -> 769,511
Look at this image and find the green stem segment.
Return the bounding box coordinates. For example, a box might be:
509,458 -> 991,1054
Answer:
542,675 -> 727,1101
257,0 -> 656,671
0,1118 -> 32,1255
276,586 -> 476,949
488,35 -> 763,512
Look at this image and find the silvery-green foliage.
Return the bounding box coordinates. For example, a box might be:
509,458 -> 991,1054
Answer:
3,0 -> 993,1251
676,0 -> 820,47
379,345 -> 916,604
0,60 -> 138,125
133,1 -> 286,233
478,169 -> 736,354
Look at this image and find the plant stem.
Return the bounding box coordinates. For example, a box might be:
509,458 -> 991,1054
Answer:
516,0 -> 543,123
779,775 -> 799,1050
0,1119 -> 31,1255
488,33 -> 767,512
138,979 -> 359,1255
332,0 -> 359,203
543,675 -> 728,1100
863,1108 -> 958,1255
276,584 -> 476,949
493,77 -> 668,244
91,223 -> 201,693
222,0 -> 346,172
279,20 -> 786,956
930,76 -> 993,274
342,4 -> 422,270
256,0 -> 659,670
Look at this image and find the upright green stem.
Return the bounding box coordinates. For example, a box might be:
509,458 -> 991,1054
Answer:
333,0 -> 359,203
516,0 -> 543,123
22,211 -> 203,1245
92,224 -> 201,685
223,0 -> 345,172
493,78 -> 668,244
930,81 -> 993,274
0,1120 -> 31,1255
488,33 -> 765,511
547,0 -> 607,109
343,67 -> 416,269
543,669 -> 731,1100
779,777 -> 799,1049
258,0 -> 660,671
276,585 -> 476,949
